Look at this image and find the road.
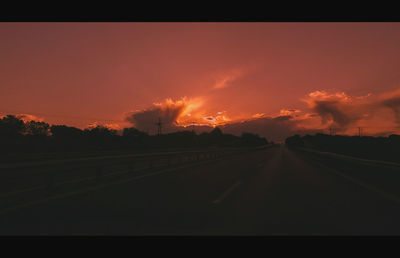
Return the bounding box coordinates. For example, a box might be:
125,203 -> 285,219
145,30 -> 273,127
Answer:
1,145 -> 400,235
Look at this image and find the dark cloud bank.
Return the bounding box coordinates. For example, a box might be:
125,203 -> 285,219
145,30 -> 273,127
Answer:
124,88 -> 400,142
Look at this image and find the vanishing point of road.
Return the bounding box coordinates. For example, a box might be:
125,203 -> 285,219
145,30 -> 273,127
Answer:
2,145 -> 400,235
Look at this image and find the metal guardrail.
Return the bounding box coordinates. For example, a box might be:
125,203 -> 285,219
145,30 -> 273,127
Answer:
296,147 -> 400,168
0,145 -> 269,169
0,145 -> 271,197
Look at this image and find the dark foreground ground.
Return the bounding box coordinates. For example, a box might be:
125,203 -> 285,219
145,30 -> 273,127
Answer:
1,145 -> 400,235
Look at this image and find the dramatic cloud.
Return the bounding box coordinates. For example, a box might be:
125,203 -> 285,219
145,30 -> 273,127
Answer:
200,111 -> 231,126
125,97 -> 204,133
378,88 -> 400,126
252,113 -> 266,119
124,97 -> 237,134
213,68 -> 246,90
220,114 -> 319,142
87,122 -> 121,131
218,88 -> 400,140
0,113 -> 44,122
120,88 -> 400,141
301,88 -> 400,135
223,115 -> 295,141
19,114 -> 45,122
302,91 -> 359,129
278,109 -> 301,117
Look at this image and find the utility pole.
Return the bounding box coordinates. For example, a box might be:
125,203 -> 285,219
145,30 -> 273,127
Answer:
329,127 -> 332,136
191,121 -> 195,133
156,117 -> 162,136
191,121 -> 198,147
358,126 -> 361,137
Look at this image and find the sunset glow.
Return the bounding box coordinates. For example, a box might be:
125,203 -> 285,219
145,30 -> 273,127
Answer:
4,20 -> 400,236
2,23 -> 400,140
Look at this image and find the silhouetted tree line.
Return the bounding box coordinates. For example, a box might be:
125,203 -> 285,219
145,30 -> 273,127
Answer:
285,133 -> 400,163
0,115 -> 268,153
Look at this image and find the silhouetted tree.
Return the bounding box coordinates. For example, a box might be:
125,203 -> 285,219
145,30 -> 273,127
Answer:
83,125 -> 118,150
285,133 -> 400,163
122,127 -> 149,148
123,127 -> 148,138
210,127 -> 223,136
48,125 -> 85,151
0,115 -> 25,137
25,121 -> 50,136
241,132 -> 268,146
84,125 -> 117,137
51,125 -> 84,139
285,134 -> 304,147
0,113 -> 271,154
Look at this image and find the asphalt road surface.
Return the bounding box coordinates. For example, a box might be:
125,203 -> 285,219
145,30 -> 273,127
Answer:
2,145 -> 400,236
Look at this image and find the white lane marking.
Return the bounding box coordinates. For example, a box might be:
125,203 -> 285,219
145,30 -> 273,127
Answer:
0,167 -> 134,198
0,148 -> 267,214
0,157 -> 225,215
0,162 -> 193,198
0,145 -> 270,169
0,148 -> 247,199
212,180 -> 242,205
309,160 -> 400,205
299,147 -> 400,168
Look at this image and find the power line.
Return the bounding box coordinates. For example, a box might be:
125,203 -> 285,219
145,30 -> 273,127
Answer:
156,117 -> 162,136
191,121 -> 196,133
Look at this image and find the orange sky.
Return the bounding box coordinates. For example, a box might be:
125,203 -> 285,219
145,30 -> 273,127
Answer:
2,22 -> 400,140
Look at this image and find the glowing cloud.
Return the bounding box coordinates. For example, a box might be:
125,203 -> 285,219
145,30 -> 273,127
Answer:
125,97 -> 205,133
302,90 -> 360,129
213,68 -> 246,90
300,88 -> 400,135
201,111 -> 231,127
378,88 -> 400,126
87,122 -> 121,130
16,114 -> 44,122
278,109 -> 301,117
252,113 -> 266,119
120,88 -> 400,140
